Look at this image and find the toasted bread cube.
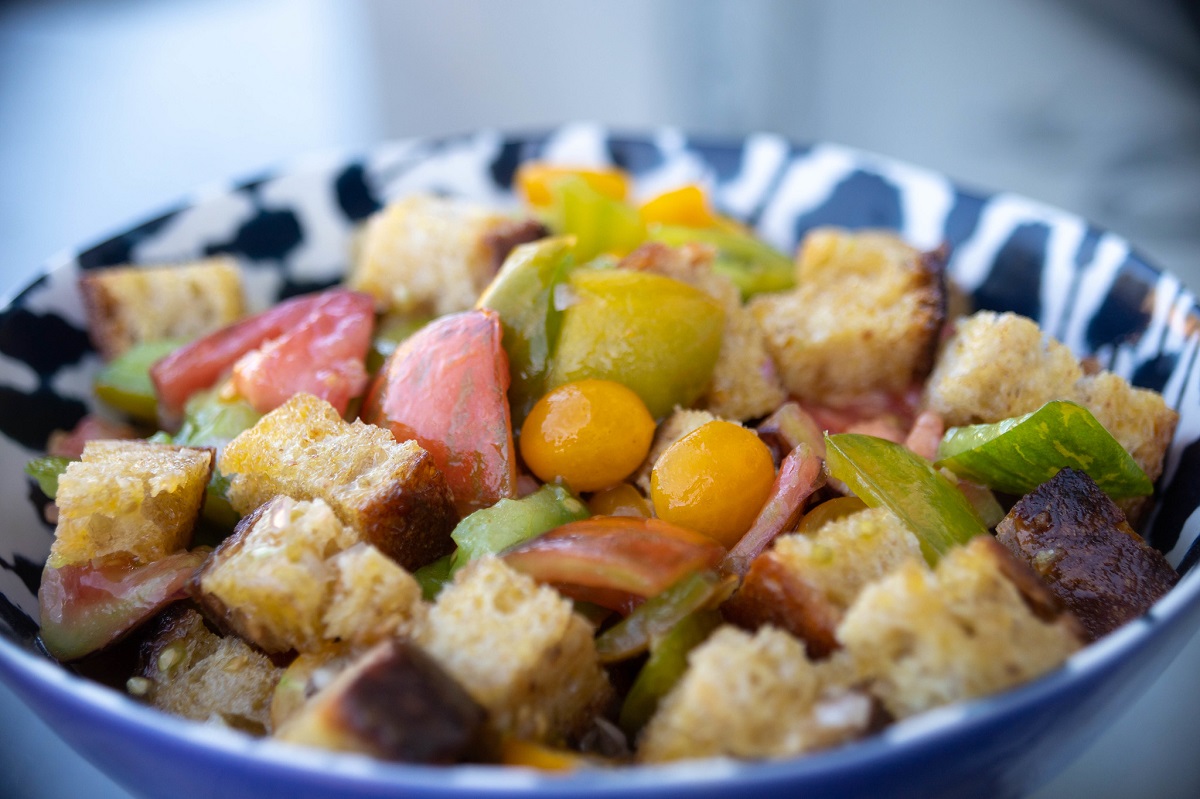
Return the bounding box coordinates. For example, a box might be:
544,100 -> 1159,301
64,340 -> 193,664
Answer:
633,408 -> 721,495
996,468 -> 1178,641
621,243 -> 786,421
723,507 -> 923,657
275,639 -> 491,763
219,393 -> 457,570
50,440 -> 213,568
79,257 -> 244,359
417,556 -> 611,742
837,536 -> 1082,720
923,311 -> 1178,487
132,606 -> 281,734
270,645 -> 360,730
749,228 -> 945,405
195,496 -> 425,654
638,625 -> 872,762
348,195 -> 545,317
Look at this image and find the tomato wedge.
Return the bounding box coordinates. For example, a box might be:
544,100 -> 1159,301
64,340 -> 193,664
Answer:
500,517 -> 725,610
362,309 -> 518,516
151,289 -> 375,418
38,549 -> 207,661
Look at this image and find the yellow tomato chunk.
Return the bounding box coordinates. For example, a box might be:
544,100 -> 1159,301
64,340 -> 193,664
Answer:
520,380 -> 655,493
515,162 -> 630,208
650,420 -> 776,548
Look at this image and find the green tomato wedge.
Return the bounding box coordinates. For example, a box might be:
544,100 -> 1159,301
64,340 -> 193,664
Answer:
25,455 -> 72,499
825,433 -> 988,565
94,338 -> 188,422
547,176 -> 646,262
647,223 -> 795,298
414,554 -> 455,601
548,268 -> 724,419
450,483 -> 589,570
173,387 -> 262,451
476,237 -> 576,425
934,400 -> 1153,499
618,609 -> 722,737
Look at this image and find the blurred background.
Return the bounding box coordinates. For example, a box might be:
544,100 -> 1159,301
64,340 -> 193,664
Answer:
1,0 -> 1198,796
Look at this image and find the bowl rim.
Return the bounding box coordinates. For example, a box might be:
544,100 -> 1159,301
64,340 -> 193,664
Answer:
1,126 -> 1198,794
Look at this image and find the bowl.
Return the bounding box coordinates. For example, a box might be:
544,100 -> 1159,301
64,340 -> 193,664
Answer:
1,124 -> 1198,799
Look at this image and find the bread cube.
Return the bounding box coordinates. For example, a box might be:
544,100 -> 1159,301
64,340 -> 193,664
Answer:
50,440 -> 214,568
837,536 -> 1082,720
275,639 -> 491,764
348,194 -> 545,317
79,256 -> 244,359
417,556 -> 611,742
219,392 -> 457,570
132,606 -> 281,734
638,625 -> 872,762
749,228 -> 945,405
195,496 -> 425,654
621,242 -> 786,420
923,311 -> 1178,487
723,507 -> 923,656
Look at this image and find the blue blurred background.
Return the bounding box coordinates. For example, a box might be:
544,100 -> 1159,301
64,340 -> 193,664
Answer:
1,1 -> 1198,796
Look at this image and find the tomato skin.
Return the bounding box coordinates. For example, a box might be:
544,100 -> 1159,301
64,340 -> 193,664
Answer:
150,289 -> 375,418
363,309 -> 518,516
500,516 -> 726,610
38,550 -> 206,661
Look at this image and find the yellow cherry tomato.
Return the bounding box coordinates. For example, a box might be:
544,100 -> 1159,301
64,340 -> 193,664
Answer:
515,162 -> 631,208
639,184 -> 717,228
588,482 -> 653,518
520,379 -> 655,493
650,420 -> 776,548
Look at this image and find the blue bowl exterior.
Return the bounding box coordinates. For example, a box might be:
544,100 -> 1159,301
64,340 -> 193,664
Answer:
2,124 -> 1200,798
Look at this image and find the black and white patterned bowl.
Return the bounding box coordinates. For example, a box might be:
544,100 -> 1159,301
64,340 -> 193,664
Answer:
1,125 -> 1198,799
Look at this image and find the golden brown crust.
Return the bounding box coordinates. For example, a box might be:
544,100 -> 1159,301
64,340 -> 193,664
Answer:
723,555 -> 842,658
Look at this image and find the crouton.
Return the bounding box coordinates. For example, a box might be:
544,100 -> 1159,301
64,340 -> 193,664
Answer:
348,194 -> 546,317
996,468 -> 1178,641
270,645 -> 360,731
749,228 -> 945,406
219,393 -> 457,571
195,496 -> 426,654
923,311 -> 1178,490
275,638 -> 492,764
49,440 -> 214,568
633,408 -> 721,495
638,625 -> 872,762
723,507 -> 924,657
837,536 -> 1083,720
621,243 -> 786,421
131,606 -> 281,734
79,257 -> 244,360
417,556 -> 611,742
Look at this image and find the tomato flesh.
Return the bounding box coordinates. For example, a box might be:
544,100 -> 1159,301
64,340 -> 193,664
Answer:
363,309 -> 518,516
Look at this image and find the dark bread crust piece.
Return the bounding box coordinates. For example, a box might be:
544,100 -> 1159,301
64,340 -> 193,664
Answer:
995,468 -> 1178,641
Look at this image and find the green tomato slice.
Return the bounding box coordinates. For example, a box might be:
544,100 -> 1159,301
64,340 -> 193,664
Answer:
825,433 -> 988,565
934,400 -> 1153,499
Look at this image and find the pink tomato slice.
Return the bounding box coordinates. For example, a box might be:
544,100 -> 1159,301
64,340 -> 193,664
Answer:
362,309 -> 517,516
501,516 -> 726,609
151,289 -> 375,418
38,549 -> 207,661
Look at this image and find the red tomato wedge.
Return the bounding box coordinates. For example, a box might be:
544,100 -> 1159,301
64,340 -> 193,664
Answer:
150,289 -> 375,418
362,309 -> 517,516
38,549 -> 207,661
722,443 -> 825,577
501,517 -> 726,610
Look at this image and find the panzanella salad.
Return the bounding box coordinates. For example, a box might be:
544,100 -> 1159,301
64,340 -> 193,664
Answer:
27,164 -> 1180,767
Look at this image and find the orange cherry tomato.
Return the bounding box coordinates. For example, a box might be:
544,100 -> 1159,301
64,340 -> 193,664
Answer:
650,420 -> 776,548
639,184 -> 717,228
515,162 -> 630,208
520,379 -> 655,493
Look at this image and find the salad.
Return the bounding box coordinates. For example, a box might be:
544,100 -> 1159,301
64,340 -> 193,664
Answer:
26,162 -> 1180,767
